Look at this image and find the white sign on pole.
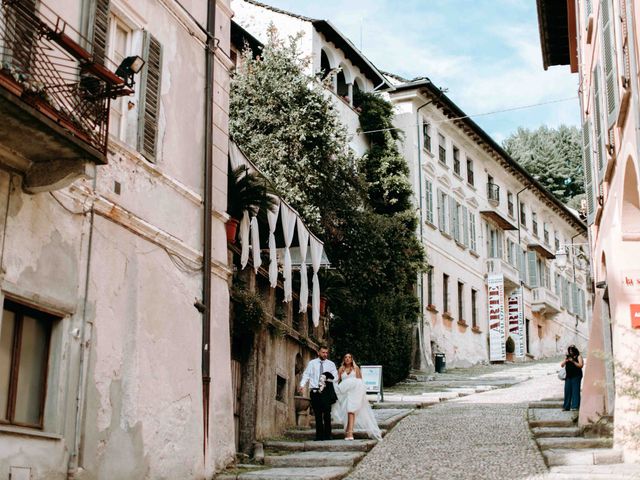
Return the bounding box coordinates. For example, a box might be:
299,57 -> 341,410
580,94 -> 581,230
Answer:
507,288 -> 525,358
487,273 -> 506,361
361,365 -> 383,402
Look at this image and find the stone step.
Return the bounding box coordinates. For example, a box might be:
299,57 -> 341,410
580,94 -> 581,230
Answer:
264,451 -> 365,468
263,439 -> 377,453
529,400 -> 564,409
547,463 -> 640,479
537,437 -> 613,450
529,419 -> 575,428
216,466 -> 351,480
531,426 -> 581,438
285,428 -> 386,440
543,448 -> 624,467
311,408 -> 411,430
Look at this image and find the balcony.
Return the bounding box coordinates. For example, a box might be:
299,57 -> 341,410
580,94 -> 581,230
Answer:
486,257 -> 520,290
487,182 -> 500,206
531,287 -> 561,315
0,1 -> 128,192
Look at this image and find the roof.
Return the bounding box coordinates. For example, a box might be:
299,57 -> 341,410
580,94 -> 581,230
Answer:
536,0 -> 578,72
390,78 -> 587,233
241,0 -> 391,88
231,20 -> 263,57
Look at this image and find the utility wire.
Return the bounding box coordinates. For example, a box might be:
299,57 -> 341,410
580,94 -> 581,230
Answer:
359,96 -> 578,135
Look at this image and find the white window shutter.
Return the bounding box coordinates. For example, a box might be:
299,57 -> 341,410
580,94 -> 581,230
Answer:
527,251 -> 538,287
582,118 -> 596,223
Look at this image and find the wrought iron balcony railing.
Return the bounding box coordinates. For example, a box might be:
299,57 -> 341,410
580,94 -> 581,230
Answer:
0,0 -> 130,156
487,182 -> 500,205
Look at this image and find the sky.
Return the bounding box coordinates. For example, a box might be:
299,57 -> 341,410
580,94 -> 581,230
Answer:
260,0 -> 580,143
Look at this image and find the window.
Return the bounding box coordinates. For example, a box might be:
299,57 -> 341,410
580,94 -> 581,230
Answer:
488,224 -> 503,259
555,272 -> 562,296
275,375 -> 287,402
471,289 -> 478,328
466,158 -> 474,186
507,192 -> 514,217
457,281 -> 464,321
532,212 -> 538,237
107,16 -> 133,142
519,202 -> 527,229
554,234 -> 560,253
453,147 -> 460,175
425,179 -> 434,224
1,300 -> 55,428
427,266 -> 434,306
438,133 -> 446,165
443,274 -> 450,313
423,122 -> 432,152
437,189 -> 449,234
537,257 -> 550,288
543,223 -> 549,245
469,211 -> 477,252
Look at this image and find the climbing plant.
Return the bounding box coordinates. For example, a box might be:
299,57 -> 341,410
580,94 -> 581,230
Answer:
230,27 -> 425,385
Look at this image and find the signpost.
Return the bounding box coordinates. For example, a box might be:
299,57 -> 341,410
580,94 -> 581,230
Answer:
361,365 -> 383,402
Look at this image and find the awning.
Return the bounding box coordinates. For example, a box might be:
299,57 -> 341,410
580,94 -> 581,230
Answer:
480,210 -> 518,231
527,243 -> 556,260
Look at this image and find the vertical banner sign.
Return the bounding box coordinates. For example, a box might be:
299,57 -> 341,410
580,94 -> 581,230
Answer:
507,288 -> 525,357
487,273 -> 506,361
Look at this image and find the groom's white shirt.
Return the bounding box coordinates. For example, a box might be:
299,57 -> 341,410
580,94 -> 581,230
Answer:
299,357 -> 338,389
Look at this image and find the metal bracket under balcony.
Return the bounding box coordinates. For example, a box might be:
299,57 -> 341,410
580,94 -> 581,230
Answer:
486,257 -> 520,290
531,287 -> 561,315
527,243 -> 556,259
479,210 -> 518,231
0,1 -> 129,192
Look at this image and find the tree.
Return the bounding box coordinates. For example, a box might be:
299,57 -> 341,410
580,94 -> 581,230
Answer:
503,125 -> 584,204
230,28 -> 425,385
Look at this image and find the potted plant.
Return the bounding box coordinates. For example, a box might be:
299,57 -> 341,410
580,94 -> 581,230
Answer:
230,283 -> 267,360
317,269 -> 347,316
226,165 -> 276,243
505,336 -> 516,362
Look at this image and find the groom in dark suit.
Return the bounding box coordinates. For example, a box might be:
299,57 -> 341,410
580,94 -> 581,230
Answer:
298,345 -> 339,440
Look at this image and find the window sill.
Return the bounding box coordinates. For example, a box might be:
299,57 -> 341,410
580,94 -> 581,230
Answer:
423,148 -> 435,159
441,232 -> 452,240
467,182 -> 476,190
425,220 -> 437,230
442,312 -> 454,321
471,326 -> 482,334
455,241 -> 466,250
426,304 -> 439,313
438,161 -> 449,169
453,171 -> 463,181
470,250 -> 480,258
457,320 -> 468,328
0,424 -> 63,441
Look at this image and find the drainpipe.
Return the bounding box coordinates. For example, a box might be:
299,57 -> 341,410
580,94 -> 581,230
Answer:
415,98 -> 432,370
68,173 -> 97,479
201,0 -> 216,459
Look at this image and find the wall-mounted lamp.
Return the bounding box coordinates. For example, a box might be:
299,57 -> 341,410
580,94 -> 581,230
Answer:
115,55 -> 145,88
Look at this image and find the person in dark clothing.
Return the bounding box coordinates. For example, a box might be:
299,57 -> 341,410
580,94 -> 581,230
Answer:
561,345 -> 584,411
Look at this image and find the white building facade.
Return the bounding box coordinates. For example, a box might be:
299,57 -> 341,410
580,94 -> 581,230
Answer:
389,78 -> 590,368
0,0 -> 235,478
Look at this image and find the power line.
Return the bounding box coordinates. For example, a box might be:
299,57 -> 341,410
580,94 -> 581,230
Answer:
359,96 -> 578,135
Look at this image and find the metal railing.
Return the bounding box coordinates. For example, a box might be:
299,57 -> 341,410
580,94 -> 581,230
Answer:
0,1 -> 125,154
487,182 -> 500,204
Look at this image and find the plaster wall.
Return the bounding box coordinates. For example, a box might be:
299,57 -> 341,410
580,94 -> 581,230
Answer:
0,0 -> 236,477
391,92 -> 589,369
575,0 -> 640,461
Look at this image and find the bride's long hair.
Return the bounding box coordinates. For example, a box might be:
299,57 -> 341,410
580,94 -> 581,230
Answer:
341,353 -> 358,373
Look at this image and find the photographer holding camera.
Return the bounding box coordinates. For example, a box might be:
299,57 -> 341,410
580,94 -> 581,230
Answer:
560,345 -> 584,411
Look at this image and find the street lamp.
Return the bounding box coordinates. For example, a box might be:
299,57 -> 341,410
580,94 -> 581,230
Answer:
115,55 -> 145,88
555,248 -> 568,270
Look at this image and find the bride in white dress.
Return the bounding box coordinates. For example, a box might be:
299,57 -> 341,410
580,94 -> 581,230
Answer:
332,353 -> 382,441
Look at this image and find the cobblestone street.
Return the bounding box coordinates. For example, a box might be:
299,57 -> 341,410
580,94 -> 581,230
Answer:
347,360 -> 562,480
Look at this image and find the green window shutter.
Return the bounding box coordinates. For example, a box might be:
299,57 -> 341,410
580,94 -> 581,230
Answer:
449,197 -> 457,238
425,179 -> 433,224
593,67 -> 605,179
600,0 -> 618,126
462,206 -> 469,247
138,32 -> 163,162
87,0 -> 110,65
582,118 -> 596,223
469,212 -> 477,251
527,251 -> 538,287
437,189 -> 444,232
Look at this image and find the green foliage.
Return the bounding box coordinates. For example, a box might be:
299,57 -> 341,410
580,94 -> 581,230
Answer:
231,284 -> 267,336
503,125 -> 584,204
229,28 -> 425,386
227,165 -> 277,219
505,336 -> 515,354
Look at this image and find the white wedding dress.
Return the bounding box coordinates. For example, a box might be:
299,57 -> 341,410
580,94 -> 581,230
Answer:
332,370 -> 382,440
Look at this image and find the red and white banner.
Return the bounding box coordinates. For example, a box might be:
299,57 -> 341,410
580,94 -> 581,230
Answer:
508,288 -> 525,357
488,273 -> 506,361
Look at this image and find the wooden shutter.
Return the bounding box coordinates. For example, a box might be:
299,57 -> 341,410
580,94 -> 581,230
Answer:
425,180 -> 433,224
469,212 -> 476,252
138,32 -> 163,162
600,0 -> 618,126
462,206 -> 469,247
88,0 -> 110,65
593,68 -> 606,182
619,0 -> 631,87
437,189 -> 444,232
527,251 -> 538,287
582,118 -> 596,223
449,197 -> 457,238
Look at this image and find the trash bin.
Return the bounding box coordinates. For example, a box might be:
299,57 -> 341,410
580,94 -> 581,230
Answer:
434,353 -> 446,373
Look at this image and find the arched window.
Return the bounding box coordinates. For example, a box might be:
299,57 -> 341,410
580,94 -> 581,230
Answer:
320,49 -> 331,79
336,70 -> 349,100
622,157 -> 640,238
353,77 -> 364,108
